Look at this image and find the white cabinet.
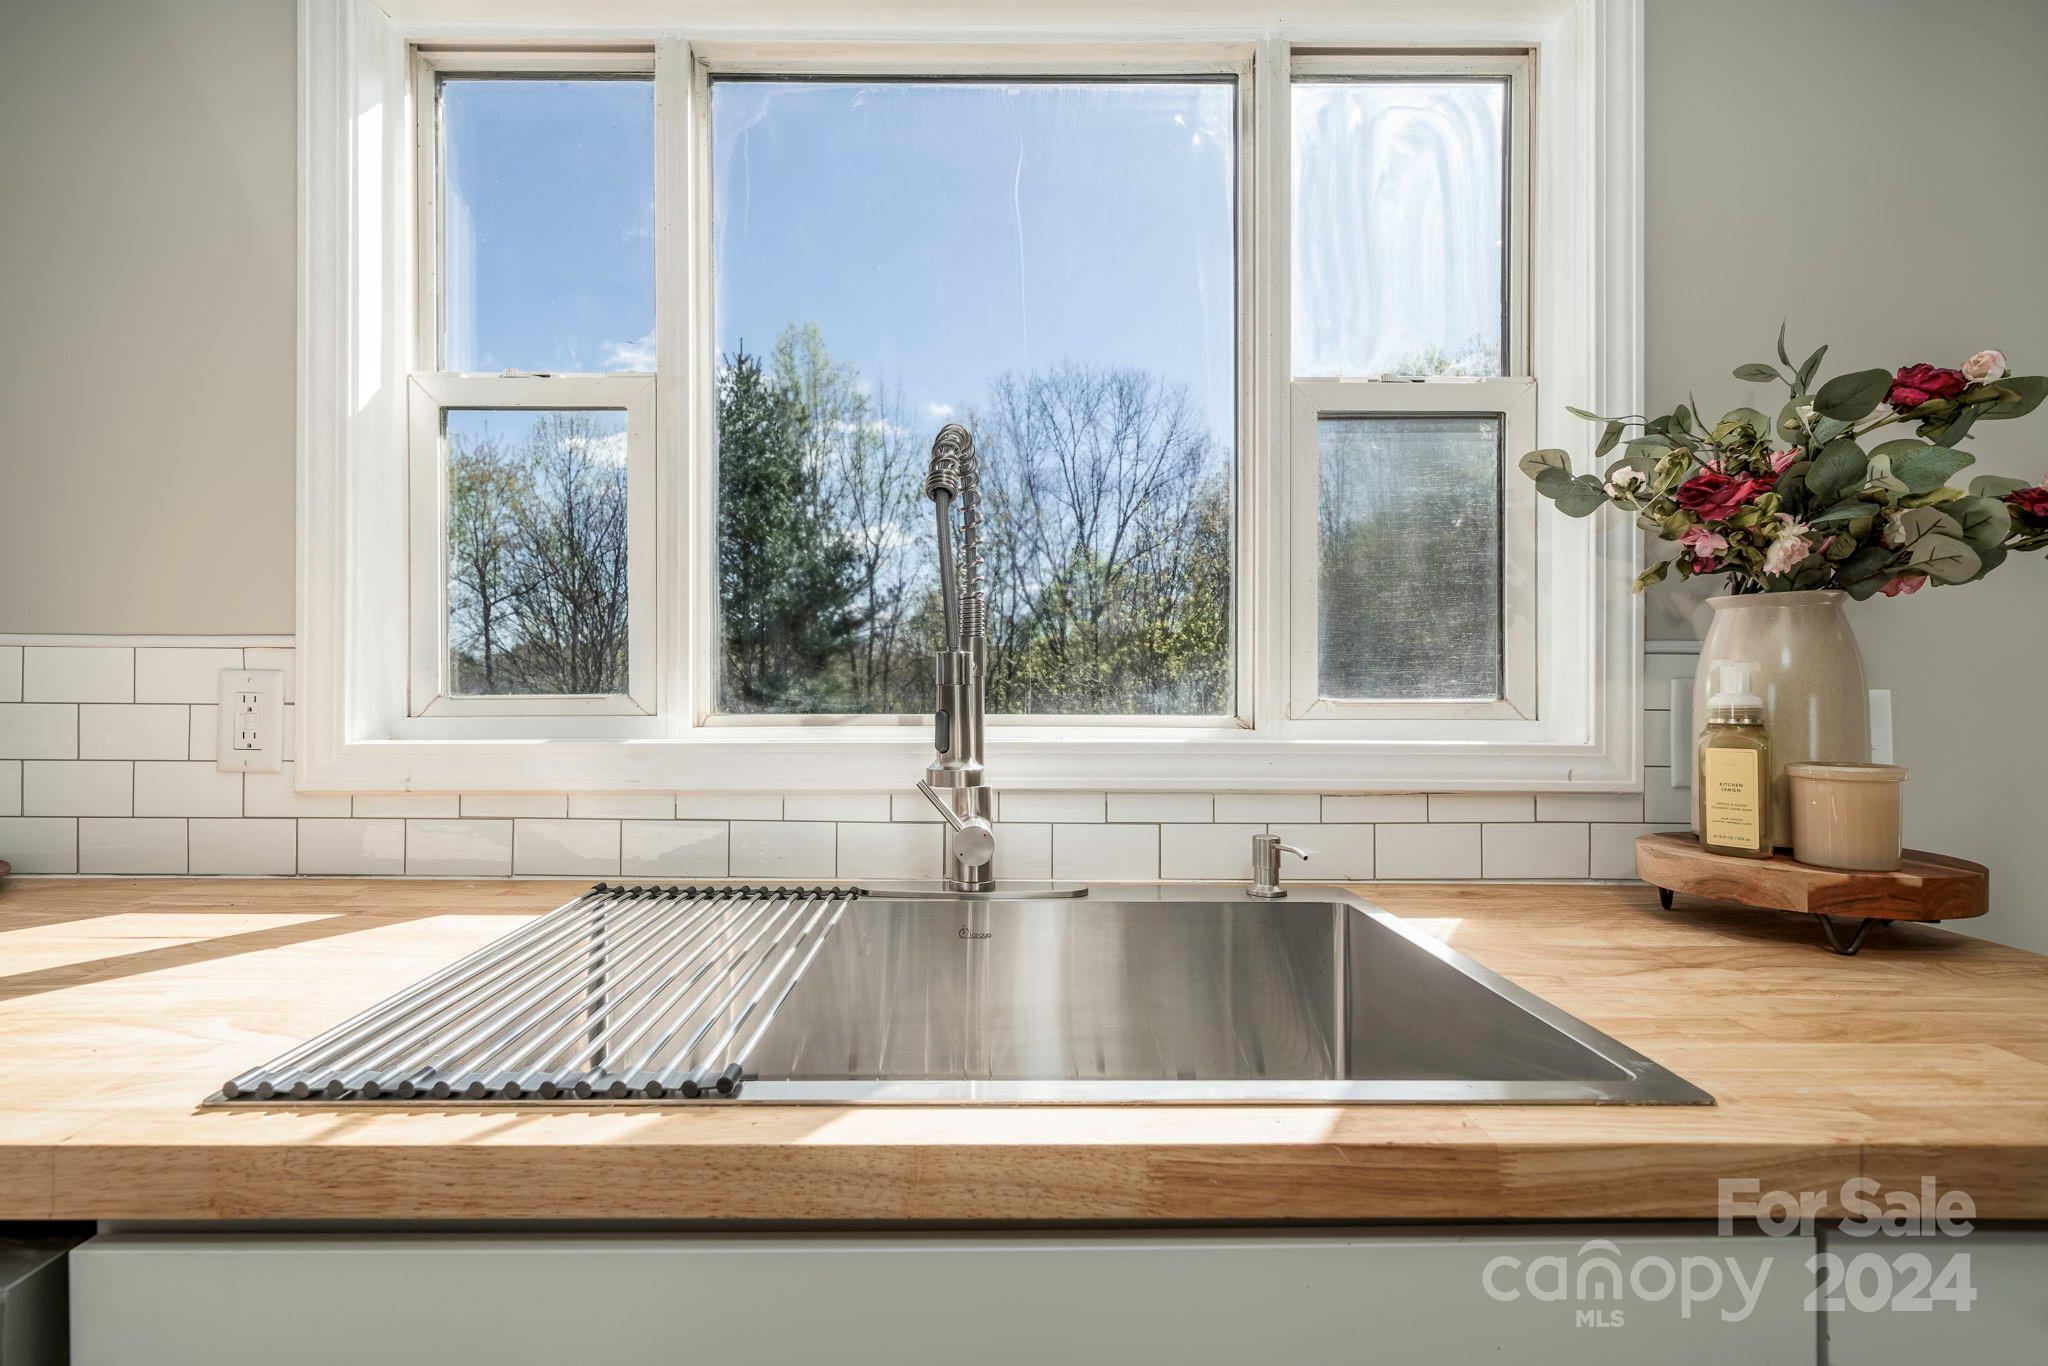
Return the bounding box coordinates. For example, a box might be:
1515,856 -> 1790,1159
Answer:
72,1228 -> 1813,1366
1821,1228 -> 2048,1364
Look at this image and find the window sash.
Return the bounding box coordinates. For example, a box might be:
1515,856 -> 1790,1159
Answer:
406,372 -> 658,716
1286,378 -> 1538,722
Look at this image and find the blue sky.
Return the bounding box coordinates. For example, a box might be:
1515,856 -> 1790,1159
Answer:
439,76 -> 1237,442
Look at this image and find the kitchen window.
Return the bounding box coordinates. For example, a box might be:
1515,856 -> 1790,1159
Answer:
300,3 -> 1643,792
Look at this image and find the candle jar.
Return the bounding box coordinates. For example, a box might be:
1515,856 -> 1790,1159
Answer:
1785,762 -> 1907,872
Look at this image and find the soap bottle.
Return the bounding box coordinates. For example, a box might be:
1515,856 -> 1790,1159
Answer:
1696,661 -> 1771,859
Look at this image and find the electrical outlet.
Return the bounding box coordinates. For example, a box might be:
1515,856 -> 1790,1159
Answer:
217,669 -> 285,772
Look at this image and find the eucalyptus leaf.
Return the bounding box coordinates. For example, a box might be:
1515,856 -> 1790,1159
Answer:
1813,368 -> 1893,422
1733,362 -> 1782,384
1870,441 -> 1973,494
1809,415 -> 1851,448
1890,506 -> 1965,545
1944,495 -> 2012,549
1632,560 -> 1671,592
1969,542 -> 2010,581
1565,405 -> 1605,423
1551,476 -> 1611,517
1595,419 -> 1624,458
1776,393 -> 1813,438
1838,544 -> 1896,584
1932,406 -> 1982,448
1981,375 -> 2046,419
1845,574 -> 1888,601
1969,474 -> 2031,498
1810,500 -> 1880,526
1519,448 -> 1572,481
1907,531 -> 1980,584
1776,322 -> 1791,368
1805,438 -> 1868,504
1796,344 -> 1828,391
1534,466 -> 1576,494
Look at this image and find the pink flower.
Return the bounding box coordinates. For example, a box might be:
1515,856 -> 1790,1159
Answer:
1678,525 -> 1729,573
1962,350 -> 2007,383
1880,573 -> 1926,598
1763,520 -> 1815,576
1770,447 -> 1803,474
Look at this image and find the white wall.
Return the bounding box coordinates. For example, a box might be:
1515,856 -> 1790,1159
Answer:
1,0 -> 2044,946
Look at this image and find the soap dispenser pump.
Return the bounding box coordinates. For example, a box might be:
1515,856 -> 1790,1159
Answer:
1696,661 -> 1772,858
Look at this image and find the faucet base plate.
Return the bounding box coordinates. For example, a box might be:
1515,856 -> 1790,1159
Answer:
856,880 -> 1090,900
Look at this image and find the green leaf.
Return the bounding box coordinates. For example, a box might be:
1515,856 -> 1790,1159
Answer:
1810,500 -> 1880,526
1518,448 -> 1572,481
1806,438 -> 1868,504
1814,368 -> 1893,422
1889,506 -> 1965,545
1945,495 -> 2012,549
1632,560 -> 1671,593
1776,394 -> 1813,438
1929,406 -> 1983,448
1796,344 -> 1829,391
1564,405 -> 1605,423
1869,440 -> 1973,494
1980,375 -> 2046,419
1534,466 -> 1576,495
1733,362 -> 1782,384
1907,531 -> 1981,584
1550,475 -> 1611,517
1968,474 -> 2031,499
1838,543 -> 1897,585
1595,419 -> 1624,458
1809,415 -> 1852,448
1969,542 -> 2010,581
1672,403 -> 1695,434
1776,322 -> 1791,368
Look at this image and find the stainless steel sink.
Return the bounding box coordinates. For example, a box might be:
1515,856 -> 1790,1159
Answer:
215,884 -> 1708,1107
734,889 -> 1708,1105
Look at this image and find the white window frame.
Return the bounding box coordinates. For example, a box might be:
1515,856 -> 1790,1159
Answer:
297,0 -> 1644,794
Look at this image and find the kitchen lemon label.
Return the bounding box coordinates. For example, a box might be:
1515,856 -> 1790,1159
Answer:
1702,748 -> 1763,850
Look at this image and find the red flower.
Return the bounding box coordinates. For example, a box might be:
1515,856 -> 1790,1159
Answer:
1887,363 -> 1969,411
2004,484 -> 2048,528
1674,468 -> 1776,521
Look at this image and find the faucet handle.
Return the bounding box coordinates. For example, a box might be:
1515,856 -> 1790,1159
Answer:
916,779 -> 995,865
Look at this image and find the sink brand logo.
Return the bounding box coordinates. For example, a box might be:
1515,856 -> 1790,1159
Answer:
957,926 -> 992,940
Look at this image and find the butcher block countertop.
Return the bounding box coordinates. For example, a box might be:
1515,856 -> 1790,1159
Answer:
2,878 -> 2044,1223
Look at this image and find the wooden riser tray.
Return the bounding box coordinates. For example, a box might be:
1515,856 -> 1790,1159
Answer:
1635,832 -> 1988,955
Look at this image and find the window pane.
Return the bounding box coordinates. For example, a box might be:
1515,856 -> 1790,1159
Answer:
445,409 -> 630,696
441,77 -> 654,373
1292,80 -> 1506,378
710,79 -> 1236,716
1317,415 -> 1501,701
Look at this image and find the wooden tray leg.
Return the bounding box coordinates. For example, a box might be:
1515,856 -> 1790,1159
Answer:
1818,916 -> 1881,956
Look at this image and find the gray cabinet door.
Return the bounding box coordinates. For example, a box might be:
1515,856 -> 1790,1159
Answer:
1821,1228 -> 2047,1364
72,1228 -> 1813,1366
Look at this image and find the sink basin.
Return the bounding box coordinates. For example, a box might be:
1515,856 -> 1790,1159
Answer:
731,891 -> 1709,1105
215,884 -> 1707,1107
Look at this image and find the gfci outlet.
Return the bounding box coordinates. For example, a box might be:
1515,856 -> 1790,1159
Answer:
217,669 -> 286,773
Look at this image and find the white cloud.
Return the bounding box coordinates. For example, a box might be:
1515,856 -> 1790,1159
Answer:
564,430 -> 630,468
600,332 -> 656,371
924,401 -> 956,420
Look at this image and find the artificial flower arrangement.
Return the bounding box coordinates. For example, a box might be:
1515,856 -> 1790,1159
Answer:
1521,331 -> 2048,597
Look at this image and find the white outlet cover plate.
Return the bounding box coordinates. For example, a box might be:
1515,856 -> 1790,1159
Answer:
217,669 -> 286,773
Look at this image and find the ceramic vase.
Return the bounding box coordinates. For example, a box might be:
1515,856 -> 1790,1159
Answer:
1691,589 -> 1869,850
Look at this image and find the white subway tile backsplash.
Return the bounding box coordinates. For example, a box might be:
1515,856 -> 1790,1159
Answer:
406,819 -> 513,876
134,761 -> 242,817
512,820 -> 621,876
79,704 -> 189,760
677,794 -> 781,821
1376,823 -> 1483,880
0,647 -> 21,702
298,819 -> 405,875
1107,792 -> 1213,823
835,821 -> 941,879
460,794 -> 568,818
134,646 -> 243,703
730,821 -> 835,879
1160,824 -> 1264,880
0,704 -> 79,759
187,704 -> 217,759
1271,823 -> 1375,881
783,793 -> 891,823
1590,822 -> 1690,880
245,763 -> 351,818
0,816 -> 77,872
1483,822 -> 1591,879
190,818 -> 297,875
353,793 -> 461,819
622,820 -> 727,877
1052,824 -> 1158,881
566,793 -> 675,820
1535,792 -> 1644,823
991,822 -> 1052,880
1426,794 -> 1535,823
79,818 -> 187,874
1213,794 -> 1320,823
889,792 -> 941,823
23,761 -> 132,816
1644,708 -> 1672,767
244,647 -> 296,702
1322,794 -> 1427,823
23,647 -> 133,703
0,761 -> 17,817
1644,770 -> 1691,824
1000,791 -> 1106,823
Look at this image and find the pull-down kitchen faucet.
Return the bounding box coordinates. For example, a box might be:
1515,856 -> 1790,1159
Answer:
915,424 -> 998,891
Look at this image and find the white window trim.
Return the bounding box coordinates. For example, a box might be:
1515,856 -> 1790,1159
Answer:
297,0 -> 1644,794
